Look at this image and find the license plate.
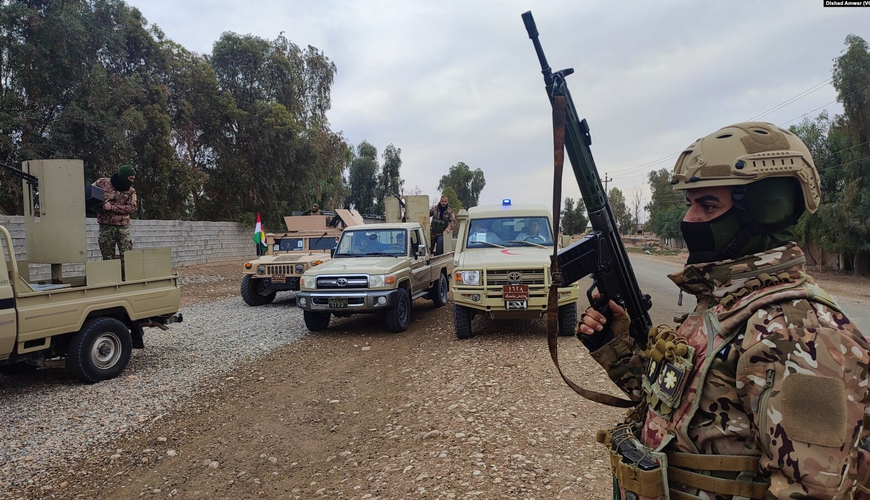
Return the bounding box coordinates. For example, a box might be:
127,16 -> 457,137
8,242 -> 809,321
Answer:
505,300 -> 528,310
328,297 -> 348,308
271,274 -> 286,284
503,284 -> 529,300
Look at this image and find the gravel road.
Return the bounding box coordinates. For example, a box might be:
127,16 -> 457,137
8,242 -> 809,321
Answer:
0,281 -> 306,497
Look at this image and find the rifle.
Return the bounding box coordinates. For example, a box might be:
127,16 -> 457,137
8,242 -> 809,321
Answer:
523,12 -> 652,402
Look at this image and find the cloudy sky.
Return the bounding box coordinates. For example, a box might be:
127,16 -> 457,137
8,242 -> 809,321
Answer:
133,0 -> 867,212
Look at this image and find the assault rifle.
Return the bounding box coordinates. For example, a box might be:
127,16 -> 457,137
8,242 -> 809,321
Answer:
523,11 -> 652,350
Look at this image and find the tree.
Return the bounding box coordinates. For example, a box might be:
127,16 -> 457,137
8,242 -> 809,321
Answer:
560,197 -> 588,235
375,143 -> 404,213
645,168 -> 685,239
437,162 -> 486,208
608,187 -> 631,235
347,141 -> 380,214
440,186 -> 464,212
628,186 -> 645,235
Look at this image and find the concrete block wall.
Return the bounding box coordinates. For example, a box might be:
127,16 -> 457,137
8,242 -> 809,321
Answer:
0,216 -> 252,281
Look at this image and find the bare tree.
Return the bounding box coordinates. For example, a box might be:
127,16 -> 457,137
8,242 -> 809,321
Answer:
628,186 -> 646,235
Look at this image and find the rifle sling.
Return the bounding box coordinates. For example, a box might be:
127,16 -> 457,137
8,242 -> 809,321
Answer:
547,93 -> 635,409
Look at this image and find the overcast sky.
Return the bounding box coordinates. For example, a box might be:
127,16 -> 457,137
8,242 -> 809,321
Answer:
133,0 -> 867,212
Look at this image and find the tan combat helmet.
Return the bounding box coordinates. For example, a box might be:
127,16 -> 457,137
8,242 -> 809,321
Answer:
670,122 -> 821,214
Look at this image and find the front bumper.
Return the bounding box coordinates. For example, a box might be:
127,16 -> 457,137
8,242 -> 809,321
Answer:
453,285 -> 579,319
246,275 -> 300,292
296,289 -> 398,313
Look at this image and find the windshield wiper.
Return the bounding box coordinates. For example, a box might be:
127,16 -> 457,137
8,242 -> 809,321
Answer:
504,240 -> 548,249
472,241 -> 506,249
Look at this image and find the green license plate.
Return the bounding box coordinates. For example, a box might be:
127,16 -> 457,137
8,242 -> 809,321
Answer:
328,297 -> 348,308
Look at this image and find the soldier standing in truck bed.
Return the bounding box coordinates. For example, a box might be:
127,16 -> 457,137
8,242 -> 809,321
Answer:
92,165 -> 137,270
429,195 -> 455,253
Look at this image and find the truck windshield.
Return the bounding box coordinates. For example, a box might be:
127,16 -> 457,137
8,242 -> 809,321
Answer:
466,216 -> 553,248
276,238 -> 305,252
334,229 -> 407,257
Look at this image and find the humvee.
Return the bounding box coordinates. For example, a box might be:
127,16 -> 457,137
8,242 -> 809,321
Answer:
0,160 -> 182,383
240,209 -> 365,306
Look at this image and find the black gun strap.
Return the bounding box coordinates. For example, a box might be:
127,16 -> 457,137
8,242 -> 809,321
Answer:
547,94 -> 635,409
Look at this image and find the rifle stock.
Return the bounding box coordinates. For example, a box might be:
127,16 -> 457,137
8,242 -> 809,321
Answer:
523,11 -> 652,349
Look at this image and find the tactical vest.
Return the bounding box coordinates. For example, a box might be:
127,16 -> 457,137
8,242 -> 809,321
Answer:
602,277 -> 865,500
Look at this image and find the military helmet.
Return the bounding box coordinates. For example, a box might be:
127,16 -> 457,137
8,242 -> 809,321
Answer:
670,122 -> 821,214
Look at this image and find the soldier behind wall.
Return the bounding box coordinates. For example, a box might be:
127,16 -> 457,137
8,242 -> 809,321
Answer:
429,195 -> 455,254
91,165 -> 137,274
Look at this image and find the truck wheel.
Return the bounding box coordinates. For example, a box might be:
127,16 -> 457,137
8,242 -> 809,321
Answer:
241,275 -> 276,306
386,288 -> 411,333
558,303 -> 578,337
454,304 -> 473,339
303,311 -> 331,331
68,317 -> 132,383
429,272 -> 448,307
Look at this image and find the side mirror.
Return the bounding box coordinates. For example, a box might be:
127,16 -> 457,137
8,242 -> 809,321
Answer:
416,246 -> 427,258
560,235 -> 571,248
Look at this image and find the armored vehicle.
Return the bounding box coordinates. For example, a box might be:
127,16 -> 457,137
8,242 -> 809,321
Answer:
451,201 -> 579,339
240,209 -> 364,306
296,196 -> 455,333
0,160 -> 182,383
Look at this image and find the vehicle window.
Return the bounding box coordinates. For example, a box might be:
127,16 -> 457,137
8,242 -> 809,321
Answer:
335,229 -> 407,256
309,237 -> 337,251
466,216 -> 553,248
276,238 -> 305,252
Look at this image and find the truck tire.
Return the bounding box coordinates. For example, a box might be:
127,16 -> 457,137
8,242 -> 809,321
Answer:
454,304 -> 473,339
68,317 -> 133,383
558,303 -> 578,337
429,272 -> 448,307
241,275 -> 276,306
303,311 -> 331,331
385,288 -> 411,333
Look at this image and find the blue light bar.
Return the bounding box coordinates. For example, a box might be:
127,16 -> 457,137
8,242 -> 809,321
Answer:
502,198 -> 511,206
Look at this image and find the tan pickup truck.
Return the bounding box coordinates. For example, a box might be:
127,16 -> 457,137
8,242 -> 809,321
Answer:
296,196 -> 454,333
0,160 -> 182,383
451,202 -> 579,339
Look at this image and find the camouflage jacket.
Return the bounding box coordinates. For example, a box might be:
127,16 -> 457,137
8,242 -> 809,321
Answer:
429,203 -> 456,233
93,177 -> 137,227
590,244 -> 870,499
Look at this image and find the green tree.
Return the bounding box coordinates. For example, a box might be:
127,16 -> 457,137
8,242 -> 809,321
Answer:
347,141 -> 380,214
375,143 -> 404,213
440,186 -> 464,212
560,197 -> 588,235
608,187 -> 631,235
437,162 -> 486,208
645,168 -> 685,239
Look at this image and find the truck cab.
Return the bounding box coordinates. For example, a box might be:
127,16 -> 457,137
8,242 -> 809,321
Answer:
451,201 -> 579,339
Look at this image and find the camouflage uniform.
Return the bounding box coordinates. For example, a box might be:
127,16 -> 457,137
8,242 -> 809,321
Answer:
92,177 -> 137,265
429,202 -> 456,250
591,243 -> 870,499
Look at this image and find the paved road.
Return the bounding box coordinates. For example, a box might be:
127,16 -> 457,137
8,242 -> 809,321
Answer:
583,255 -> 868,333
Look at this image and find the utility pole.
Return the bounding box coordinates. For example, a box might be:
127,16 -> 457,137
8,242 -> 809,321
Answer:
602,172 -> 613,193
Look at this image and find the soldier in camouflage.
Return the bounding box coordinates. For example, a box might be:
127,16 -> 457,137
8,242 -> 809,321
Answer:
577,122 -> 870,499
92,165 -> 137,270
429,195 -> 456,253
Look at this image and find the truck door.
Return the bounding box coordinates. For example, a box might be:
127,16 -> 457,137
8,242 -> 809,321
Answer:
0,236 -> 18,360
409,229 -> 431,294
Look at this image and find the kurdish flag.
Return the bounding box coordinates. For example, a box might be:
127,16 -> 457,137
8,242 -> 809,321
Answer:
253,213 -> 267,253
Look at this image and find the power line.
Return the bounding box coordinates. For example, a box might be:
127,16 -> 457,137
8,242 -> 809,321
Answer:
748,78 -> 832,122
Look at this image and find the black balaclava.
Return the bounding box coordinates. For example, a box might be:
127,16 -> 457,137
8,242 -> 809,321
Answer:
681,178 -> 801,265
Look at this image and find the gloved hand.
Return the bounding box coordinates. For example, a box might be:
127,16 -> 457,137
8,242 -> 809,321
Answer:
575,299 -> 631,351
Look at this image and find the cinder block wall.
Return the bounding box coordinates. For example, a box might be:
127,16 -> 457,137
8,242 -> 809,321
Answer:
0,216 -> 252,281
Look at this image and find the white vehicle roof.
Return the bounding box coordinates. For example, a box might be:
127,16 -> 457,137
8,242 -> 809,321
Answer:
466,203 -> 551,219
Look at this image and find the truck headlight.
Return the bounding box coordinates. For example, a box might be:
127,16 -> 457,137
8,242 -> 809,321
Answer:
295,264 -> 304,274
455,270 -> 480,286
368,275 -> 397,288
301,276 -> 316,289
257,265 -> 266,275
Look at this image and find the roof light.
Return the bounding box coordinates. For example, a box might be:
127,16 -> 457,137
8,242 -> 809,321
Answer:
502,198 -> 511,206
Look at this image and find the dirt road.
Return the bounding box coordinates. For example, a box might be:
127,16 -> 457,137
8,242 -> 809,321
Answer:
23,256 -> 870,500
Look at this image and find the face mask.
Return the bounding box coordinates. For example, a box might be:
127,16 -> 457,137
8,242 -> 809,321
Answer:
680,206 -> 742,264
